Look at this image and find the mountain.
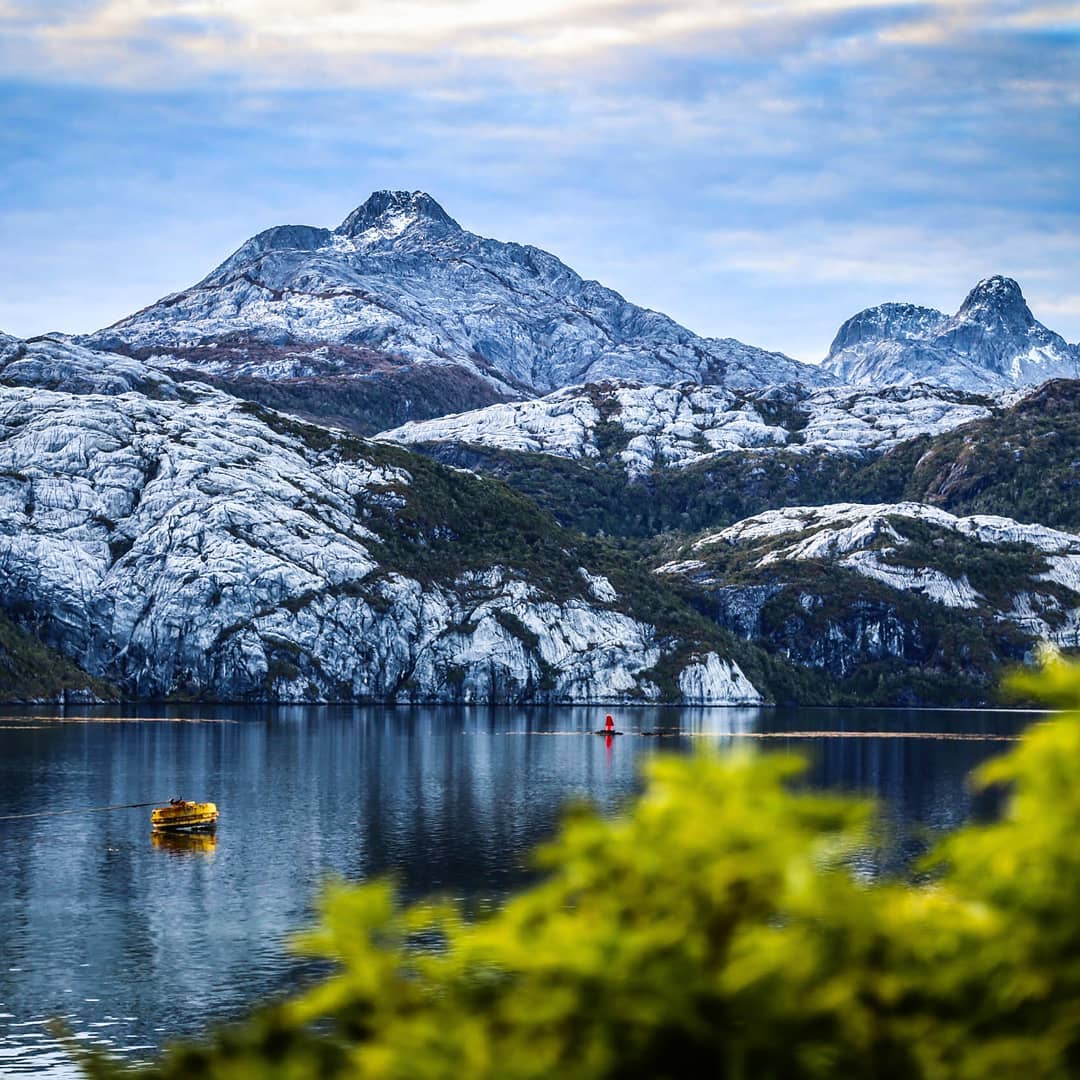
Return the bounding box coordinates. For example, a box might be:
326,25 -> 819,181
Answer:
380,380 -> 995,478
4,333 -> 1075,706
80,190 -> 828,433
656,502 -> 1080,703
378,377 -> 1080,543
0,332 -> 776,704
840,379 -> 1080,532
822,276 -> 1080,390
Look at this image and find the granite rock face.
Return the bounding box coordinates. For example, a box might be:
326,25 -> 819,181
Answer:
0,335 -> 762,704
823,276 -> 1080,390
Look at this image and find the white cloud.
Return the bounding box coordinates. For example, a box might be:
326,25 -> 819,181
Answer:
3,0 -> 1072,87
1035,294 -> 1080,322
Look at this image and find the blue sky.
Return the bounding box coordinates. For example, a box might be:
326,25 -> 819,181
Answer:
1,1 -> 1077,362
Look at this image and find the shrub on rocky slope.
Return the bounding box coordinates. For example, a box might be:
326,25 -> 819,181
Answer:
0,609 -> 116,703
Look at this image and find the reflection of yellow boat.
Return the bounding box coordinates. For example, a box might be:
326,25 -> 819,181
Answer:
152,830 -> 218,855
150,799 -> 218,832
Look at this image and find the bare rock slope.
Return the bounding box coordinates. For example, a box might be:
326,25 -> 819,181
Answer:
0,334 -> 762,704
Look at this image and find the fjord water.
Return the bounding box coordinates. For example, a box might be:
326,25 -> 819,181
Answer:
0,705 -> 1032,1076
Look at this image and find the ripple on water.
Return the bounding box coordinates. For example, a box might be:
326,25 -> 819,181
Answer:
0,702 -> 1036,1073
0,1015 -> 157,1077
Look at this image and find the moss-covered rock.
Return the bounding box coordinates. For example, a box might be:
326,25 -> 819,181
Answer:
0,610 -> 117,703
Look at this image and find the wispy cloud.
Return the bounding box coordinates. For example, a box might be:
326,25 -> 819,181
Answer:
707,218 -> 1080,289
2,1 -> 1075,87
0,1 -> 1076,360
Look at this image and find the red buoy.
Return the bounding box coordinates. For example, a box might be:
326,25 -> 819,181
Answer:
605,714 -> 615,732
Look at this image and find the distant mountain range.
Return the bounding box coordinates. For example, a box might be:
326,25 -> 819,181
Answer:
3,191 -> 1080,706
822,275 -> 1080,390
74,191 -> 1080,433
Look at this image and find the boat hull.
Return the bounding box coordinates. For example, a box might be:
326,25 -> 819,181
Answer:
152,820 -> 218,833
150,801 -> 219,832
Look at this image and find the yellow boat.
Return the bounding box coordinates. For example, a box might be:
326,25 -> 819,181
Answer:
150,798 -> 219,832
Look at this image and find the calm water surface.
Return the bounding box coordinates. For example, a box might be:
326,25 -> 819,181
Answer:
0,704 -> 1037,1076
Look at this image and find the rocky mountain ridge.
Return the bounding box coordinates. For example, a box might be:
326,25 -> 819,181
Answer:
380,380 -> 997,478
823,276 -> 1080,390
3,332 -> 1077,705
81,190 -> 826,431
0,332 -> 767,704
60,195 -> 1080,436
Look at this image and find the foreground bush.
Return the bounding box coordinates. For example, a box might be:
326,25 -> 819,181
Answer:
85,657 -> 1080,1078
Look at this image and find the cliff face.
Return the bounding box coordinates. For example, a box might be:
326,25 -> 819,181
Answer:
657,503 -> 1080,703
0,335 -> 762,704
0,607 -> 115,704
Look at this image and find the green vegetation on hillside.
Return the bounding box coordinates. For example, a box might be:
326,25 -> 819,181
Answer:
421,441 -> 858,538
417,380 -> 1080,540
659,514 -> 1060,705
854,379 -> 1080,530
0,610 -> 116,702
78,656 -> 1080,1079
238,400 -> 1069,706
756,564 -> 1028,705
170,355 -> 515,437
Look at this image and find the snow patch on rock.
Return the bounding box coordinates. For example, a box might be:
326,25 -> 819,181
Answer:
381,381 -> 994,478
579,567 -> 618,602
839,551 -> 981,609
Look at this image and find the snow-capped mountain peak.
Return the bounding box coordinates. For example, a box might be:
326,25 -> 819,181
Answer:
336,189 -> 460,241
957,275 -> 1032,326
823,275 -> 1080,391
81,190 -> 828,416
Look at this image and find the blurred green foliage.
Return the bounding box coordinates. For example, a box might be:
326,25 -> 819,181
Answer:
81,655 -> 1080,1079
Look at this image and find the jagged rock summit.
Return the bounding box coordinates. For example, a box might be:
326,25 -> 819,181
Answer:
81,190 -> 829,433
823,275 -> 1080,390
336,189 -> 461,237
